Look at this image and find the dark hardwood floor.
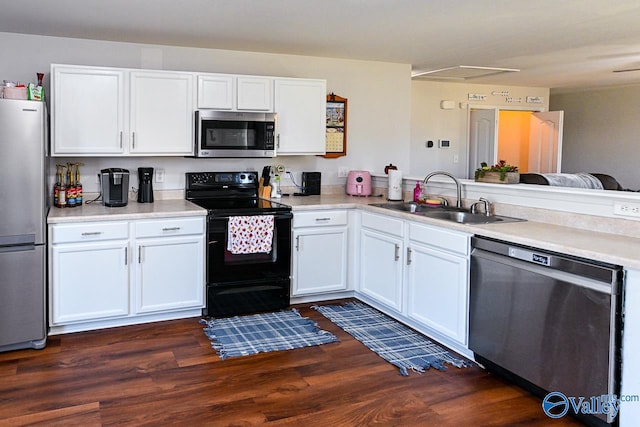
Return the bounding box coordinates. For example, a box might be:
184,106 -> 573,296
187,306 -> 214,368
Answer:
0,303 -> 583,426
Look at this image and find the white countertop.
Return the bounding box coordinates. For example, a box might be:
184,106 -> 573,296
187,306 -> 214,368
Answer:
47,199 -> 206,224
47,194 -> 640,269
278,194 -> 640,270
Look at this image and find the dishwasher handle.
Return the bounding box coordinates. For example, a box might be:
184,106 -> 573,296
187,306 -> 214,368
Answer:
472,248 -> 618,295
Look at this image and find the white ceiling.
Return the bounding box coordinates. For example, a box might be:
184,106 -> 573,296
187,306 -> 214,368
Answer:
3,0 -> 640,90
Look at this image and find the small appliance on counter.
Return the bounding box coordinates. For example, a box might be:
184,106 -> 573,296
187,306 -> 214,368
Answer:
387,169 -> 403,201
301,172 -> 321,195
137,167 -> 154,203
101,168 -> 130,207
346,170 -> 372,196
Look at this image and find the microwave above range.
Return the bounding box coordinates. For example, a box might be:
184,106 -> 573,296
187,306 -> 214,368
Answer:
194,110 -> 277,158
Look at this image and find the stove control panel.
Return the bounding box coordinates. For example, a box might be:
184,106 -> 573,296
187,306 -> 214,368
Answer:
186,171 -> 258,187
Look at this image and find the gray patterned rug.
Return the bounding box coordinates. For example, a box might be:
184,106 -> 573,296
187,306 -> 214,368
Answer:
201,309 -> 339,359
313,301 -> 470,375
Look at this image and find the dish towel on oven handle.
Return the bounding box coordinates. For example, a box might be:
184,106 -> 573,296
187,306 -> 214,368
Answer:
227,215 -> 275,254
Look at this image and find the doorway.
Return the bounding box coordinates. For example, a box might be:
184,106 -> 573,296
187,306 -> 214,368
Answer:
467,107 -> 564,178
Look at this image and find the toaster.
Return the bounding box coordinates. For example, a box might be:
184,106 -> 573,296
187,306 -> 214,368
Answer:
346,170 -> 372,196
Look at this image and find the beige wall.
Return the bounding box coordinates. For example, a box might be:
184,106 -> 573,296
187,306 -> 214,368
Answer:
0,32 -> 411,192
550,85 -> 640,190
410,80 -> 549,178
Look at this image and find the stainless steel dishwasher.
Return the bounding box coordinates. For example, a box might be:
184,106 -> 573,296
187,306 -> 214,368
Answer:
469,236 -> 623,425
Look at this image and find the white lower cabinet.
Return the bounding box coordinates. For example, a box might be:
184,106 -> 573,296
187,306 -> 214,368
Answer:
406,234 -> 469,346
359,212 -> 405,312
135,234 -> 204,314
51,239 -> 129,324
360,228 -> 404,311
357,211 -> 471,351
49,216 -> 205,333
292,210 -> 348,296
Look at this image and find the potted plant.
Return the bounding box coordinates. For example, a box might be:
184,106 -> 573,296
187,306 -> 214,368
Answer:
474,160 -> 519,184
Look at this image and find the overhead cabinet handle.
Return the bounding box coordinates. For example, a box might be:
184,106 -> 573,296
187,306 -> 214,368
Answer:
407,247 -> 412,265
162,227 -> 181,232
394,244 -> 400,261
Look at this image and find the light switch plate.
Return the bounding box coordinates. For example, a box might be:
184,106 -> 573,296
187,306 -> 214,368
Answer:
155,168 -> 165,183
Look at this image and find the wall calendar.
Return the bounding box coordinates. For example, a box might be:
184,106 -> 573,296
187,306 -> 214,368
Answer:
323,93 -> 347,158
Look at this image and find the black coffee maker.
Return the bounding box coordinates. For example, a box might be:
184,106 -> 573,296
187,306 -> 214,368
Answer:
137,167 -> 154,203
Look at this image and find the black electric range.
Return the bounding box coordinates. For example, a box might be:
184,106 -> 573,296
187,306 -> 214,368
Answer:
185,171 -> 292,317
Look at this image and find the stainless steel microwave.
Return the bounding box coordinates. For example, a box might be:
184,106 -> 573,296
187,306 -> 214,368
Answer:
194,110 -> 277,158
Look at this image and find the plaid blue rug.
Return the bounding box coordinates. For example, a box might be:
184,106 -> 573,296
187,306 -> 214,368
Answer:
313,302 -> 470,376
200,309 -> 338,359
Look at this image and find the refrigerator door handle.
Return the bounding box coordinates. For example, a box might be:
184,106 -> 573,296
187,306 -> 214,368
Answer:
0,244 -> 35,254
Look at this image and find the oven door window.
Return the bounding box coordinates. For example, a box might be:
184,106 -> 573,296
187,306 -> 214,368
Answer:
201,120 -> 267,150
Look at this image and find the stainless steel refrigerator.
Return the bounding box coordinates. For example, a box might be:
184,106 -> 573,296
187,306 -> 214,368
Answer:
0,98 -> 47,351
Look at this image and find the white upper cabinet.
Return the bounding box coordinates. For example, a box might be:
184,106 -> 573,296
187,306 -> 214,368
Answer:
52,66 -> 126,155
52,64 -> 327,157
274,78 -> 326,155
129,70 -> 194,155
51,64 -> 195,156
197,74 -> 234,109
197,74 -> 273,111
237,76 -> 273,111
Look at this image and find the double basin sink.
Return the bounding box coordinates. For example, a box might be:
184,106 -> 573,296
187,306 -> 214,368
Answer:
370,202 -> 525,225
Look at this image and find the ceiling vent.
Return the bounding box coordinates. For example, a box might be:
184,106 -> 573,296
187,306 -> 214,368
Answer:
411,65 -> 520,80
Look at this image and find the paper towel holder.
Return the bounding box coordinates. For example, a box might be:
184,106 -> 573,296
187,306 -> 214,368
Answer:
387,168 -> 403,202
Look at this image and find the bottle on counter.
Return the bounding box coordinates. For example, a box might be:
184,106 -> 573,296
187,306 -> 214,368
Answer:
74,163 -> 83,206
53,164 -> 61,207
413,181 -> 422,202
56,165 -> 67,208
66,162 -> 76,208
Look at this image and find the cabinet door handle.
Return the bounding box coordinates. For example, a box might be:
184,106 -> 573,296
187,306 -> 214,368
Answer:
132,132 -> 136,149
119,131 -> 123,149
314,218 -> 331,222
394,244 -> 400,261
124,247 -> 128,266
277,134 -> 280,149
407,247 -> 412,265
138,246 -> 142,263
295,235 -> 300,251
162,227 -> 181,232
81,231 -> 103,237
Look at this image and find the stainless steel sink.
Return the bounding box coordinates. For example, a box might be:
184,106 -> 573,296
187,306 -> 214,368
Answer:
421,210 -> 523,224
370,201 -> 463,213
370,202 -> 524,224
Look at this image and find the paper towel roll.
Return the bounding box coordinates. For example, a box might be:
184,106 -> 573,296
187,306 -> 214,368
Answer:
388,169 -> 403,201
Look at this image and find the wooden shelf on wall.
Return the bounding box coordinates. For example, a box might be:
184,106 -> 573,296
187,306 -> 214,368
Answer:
322,93 -> 347,159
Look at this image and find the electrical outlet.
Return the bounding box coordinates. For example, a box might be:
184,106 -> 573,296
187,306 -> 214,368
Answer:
613,201 -> 640,218
155,168 -> 165,183
338,167 -> 348,178
453,153 -> 459,163
95,171 -> 101,184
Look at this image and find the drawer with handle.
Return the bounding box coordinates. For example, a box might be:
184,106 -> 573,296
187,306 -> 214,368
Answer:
135,217 -> 204,238
50,221 -> 129,244
293,210 -> 348,228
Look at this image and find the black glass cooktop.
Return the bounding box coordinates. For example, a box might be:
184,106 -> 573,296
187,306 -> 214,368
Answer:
189,197 -> 292,214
